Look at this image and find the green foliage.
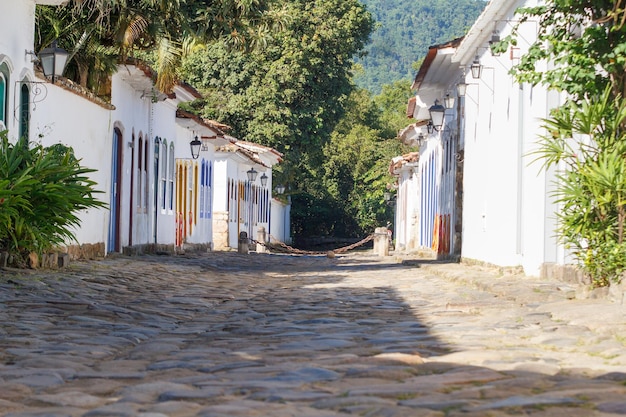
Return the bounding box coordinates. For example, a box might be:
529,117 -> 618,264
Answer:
314,83 -> 411,237
36,4 -> 119,92
501,0 -> 626,102
532,87 -> 626,286
181,0 -> 373,155
291,192 -> 347,238
0,131 -> 106,266
36,0 -> 288,92
268,81 -> 410,240
355,0 -> 486,94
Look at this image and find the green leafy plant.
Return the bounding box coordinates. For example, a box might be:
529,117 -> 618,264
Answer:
532,87 -> 626,286
501,0 -> 626,287
0,131 -> 106,266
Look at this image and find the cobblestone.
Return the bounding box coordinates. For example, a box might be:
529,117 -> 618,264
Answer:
0,251 -> 625,416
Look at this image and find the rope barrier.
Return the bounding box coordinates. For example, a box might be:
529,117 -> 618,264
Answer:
249,233 -> 376,256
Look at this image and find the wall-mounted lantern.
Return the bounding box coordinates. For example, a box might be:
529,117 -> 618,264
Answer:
384,191 -> 396,205
456,81 -> 467,97
247,167 -> 258,182
190,136 -> 201,159
38,40 -> 69,84
470,55 -> 482,79
443,93 -> 455,109
260,173 -> 268,187
489,31 -> 501,56
428,99 -> 445,131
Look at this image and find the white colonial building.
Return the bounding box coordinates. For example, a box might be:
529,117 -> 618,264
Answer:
397,0 -> 571,277
394,38 -> 463,259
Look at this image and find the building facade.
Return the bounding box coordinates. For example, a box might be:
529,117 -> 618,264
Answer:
394,39 -> 463,259
399,0 -> 571,276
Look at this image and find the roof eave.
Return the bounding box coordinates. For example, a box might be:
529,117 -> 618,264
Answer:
452,0 -> 515,65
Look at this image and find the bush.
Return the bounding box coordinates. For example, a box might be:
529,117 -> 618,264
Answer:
534,87 -> 626,287
0,131 -> 106,266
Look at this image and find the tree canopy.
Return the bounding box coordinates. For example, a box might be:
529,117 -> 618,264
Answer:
180,0 -> 374,179
36,0 -> 288,92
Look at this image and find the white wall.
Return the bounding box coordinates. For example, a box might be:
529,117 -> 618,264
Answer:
460,64 -> 523,267
212,158 -> 229,212
394,166 -> 419,251
458,0 -> 560,276
270,198 -> 291,244
110,70 -> 154,248
177,125 -> 217,246
149,104 -> 178,245
212,153 -> 277,249
30,79 -> 113,246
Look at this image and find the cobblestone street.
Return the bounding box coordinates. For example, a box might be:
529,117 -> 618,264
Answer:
1,251 -> 625,416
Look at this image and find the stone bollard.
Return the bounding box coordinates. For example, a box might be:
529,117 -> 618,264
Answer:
256,226 -> 267,254
373,227 -> 390,257
58,253 -> 70,268
47,252 -> 59,269
238,231 -> 249,254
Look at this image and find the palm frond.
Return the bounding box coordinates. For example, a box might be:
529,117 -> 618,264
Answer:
155,36 -> 182,93
123,13 -> 150,51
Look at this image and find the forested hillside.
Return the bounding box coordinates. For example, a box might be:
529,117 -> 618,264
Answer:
356,0 -> 486,94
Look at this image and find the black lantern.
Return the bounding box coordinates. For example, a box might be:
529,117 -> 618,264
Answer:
247,167 -> 258,182
190,136 -> 201,159
427,121 -> 434,134
489,31 -> 501,56
456,81 -> 467,97
260,173 -> 268,187
38,40 -> 69,84
276,184 -> 286,194
417,133 -> 425,147
470,55 -> 482,79
443,93 -> 455,109
428,100 -> 445,131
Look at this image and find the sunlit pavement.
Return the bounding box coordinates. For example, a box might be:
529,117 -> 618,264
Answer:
0,250 -> 625,416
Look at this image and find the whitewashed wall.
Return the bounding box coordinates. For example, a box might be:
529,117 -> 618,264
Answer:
149,101 -> 178,245
212,158 -> 229,214
212,152 -> 275,250
110,70 -> 153,249
0,0 -> 114,251
394,166 -> 419,251
30,79 -> 113,246
270,198 -> 291,244
455,0 -> 562,276
178,125 -> 217,246
0,0 -> 73,137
